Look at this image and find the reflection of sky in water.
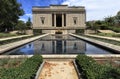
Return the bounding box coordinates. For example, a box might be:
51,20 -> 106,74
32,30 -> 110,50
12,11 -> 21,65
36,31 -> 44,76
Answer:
4,35 -> 114,55
20,44 -> 34,55
86,44 -> 110,54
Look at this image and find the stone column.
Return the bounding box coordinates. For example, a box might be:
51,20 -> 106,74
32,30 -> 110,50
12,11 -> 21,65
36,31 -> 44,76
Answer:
54,13 -> 56,27
62,14 -> 64,27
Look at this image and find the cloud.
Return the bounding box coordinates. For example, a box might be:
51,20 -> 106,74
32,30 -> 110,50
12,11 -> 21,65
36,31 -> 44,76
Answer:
62,0 -> 120,21
25,13 -> 32,17
19,18 -> 27,22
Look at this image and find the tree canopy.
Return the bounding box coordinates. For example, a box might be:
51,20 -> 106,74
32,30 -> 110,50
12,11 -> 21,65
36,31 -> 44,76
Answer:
86,11 -> 120,33
0,0 -> 24,32
26,17 -> 32,29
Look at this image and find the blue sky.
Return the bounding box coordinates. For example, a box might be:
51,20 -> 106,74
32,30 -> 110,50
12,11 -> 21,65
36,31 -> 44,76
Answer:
17,0 -> 120,22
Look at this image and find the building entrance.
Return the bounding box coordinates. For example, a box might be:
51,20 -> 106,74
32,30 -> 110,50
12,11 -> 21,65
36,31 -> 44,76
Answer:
56,14 -> 62,27
55,30 -> 62,34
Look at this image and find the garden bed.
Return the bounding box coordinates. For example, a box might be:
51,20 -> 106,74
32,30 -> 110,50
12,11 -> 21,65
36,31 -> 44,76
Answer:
76,55 -> 120,79
0,33 -> 18,38
95,33 -> 120,38
0,55 -> 43,79
0,35 -> 35,45
84,35 -> 120,46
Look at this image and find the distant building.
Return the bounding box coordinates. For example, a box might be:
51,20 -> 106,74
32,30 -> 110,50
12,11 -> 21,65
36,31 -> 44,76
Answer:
32,5 -> 86,34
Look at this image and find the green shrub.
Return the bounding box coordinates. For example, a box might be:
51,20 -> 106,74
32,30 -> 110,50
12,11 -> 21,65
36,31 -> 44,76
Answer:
33,29 -> 42,35
0,55 -> 43,79
76,55 -> 120,79
108,27 -> 120,33
75,29 -> 84,34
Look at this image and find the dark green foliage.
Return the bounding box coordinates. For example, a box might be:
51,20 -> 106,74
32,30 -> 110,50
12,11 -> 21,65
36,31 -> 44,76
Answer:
76,55 -> 120,79
76,29 -> 84,34
0,0 -> 24,32
86,11 -> 120,33
0,55 -> 43,79
15,21 -> 26,31
33,29 -> 42,34
108,26 -> 120,32
26,17 -> 32,29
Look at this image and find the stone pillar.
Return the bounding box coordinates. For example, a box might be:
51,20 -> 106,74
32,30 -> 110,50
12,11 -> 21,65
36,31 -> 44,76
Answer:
54,13 -> 56,27
62,14 -> 64,27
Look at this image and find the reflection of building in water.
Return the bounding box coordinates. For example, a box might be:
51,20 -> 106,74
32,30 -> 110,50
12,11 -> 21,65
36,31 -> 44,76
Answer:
66,41 -> 86,53
33,39 -> 86,54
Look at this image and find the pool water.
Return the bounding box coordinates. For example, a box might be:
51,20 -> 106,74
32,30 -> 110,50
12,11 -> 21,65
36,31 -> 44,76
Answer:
4,35 -> 113,55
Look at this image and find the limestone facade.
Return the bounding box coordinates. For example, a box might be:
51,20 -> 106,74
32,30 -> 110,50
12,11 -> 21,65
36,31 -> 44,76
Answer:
32,5 -> 86,34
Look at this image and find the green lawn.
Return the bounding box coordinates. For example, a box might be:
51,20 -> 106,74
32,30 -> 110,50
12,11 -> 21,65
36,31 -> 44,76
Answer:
85,35 -> 120,46
95,33 -> 120,38
0,33 -> 18,38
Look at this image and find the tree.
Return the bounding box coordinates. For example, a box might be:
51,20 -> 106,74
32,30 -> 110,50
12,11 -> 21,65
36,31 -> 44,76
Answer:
115,11 -> 120,26
0,0 -> 24,32
26,17 -> 32,29
104,16 -> 115,26
15,20 -> 26,34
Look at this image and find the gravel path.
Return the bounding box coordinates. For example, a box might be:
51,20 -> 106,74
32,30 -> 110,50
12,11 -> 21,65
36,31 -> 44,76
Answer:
39,61 -> 78,79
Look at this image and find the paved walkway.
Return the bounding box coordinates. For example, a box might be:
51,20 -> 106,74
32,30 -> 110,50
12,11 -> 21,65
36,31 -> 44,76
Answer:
0,34 -> 33,41
39,61 -> 79,79
0,34 -> 49,54
85,34 -> 120,42
70,33 -> 120,54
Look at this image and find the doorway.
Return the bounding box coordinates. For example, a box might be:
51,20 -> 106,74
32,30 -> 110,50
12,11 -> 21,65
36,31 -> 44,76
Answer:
56,14 -> 62,27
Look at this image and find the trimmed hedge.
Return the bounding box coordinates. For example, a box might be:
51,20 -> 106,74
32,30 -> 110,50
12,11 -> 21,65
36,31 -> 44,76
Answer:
76,55 -> 120,79
0,55 -> 43,79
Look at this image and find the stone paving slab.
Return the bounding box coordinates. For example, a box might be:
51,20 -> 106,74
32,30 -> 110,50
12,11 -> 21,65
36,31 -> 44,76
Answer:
39,61 -> 79,79
0,34 -> 33,41
0,54 -> 120,58
85,34 -> 120,42
0,34 -> 49,54
70,33 -> 120,54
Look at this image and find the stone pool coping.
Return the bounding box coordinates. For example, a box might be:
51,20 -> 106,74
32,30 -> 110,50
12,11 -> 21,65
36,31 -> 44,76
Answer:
0,33 -> 49,54
0,54 -> 120,59
70,33 -> 120,54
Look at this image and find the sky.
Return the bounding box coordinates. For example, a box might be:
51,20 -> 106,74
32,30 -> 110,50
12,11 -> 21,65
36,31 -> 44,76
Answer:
17,0 -> 120,22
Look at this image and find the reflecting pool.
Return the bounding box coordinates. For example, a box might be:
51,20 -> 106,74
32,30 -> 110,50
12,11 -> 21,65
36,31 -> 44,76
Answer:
4,35 -> 113,55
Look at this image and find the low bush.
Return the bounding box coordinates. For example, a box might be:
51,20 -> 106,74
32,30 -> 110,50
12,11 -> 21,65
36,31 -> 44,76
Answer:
0,55 -> 43,79
76,55 -> 120,79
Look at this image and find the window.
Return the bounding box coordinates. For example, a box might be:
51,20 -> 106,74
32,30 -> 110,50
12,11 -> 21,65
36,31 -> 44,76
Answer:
40,17 -> 45,24
73,17 -> 77,25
